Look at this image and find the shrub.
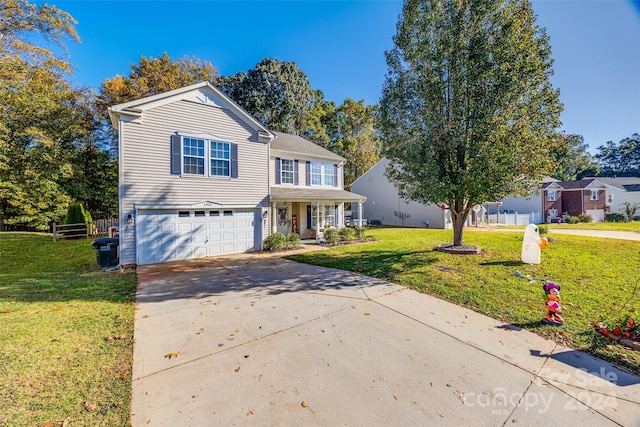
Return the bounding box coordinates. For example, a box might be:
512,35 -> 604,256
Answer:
537,224 -> 548,235
562,212 -> 580,224
339,227 -> 356,242
323,227 -> 339,245
606,212 -> 626,222
354,226 -> 367,240
577,213 -> 593,223
264,232 -> 287,251
64,202 -> 89,225
287,233 -> 301,249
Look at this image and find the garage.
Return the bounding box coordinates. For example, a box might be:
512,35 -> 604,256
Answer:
136,209 -> 261,265
586,209 -> 604,222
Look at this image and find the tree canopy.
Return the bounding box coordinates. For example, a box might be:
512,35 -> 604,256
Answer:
380,0 -> 563,246
550,134 -> 600,180
596,133 -> 640,177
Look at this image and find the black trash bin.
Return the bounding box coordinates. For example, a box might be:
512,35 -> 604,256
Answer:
92,237 -> 119,267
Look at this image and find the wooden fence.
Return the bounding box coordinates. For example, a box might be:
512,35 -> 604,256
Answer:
52,218 -> 118,241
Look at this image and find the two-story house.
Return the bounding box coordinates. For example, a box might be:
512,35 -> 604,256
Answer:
108,82 -> 364,266
541,179 -> 608,222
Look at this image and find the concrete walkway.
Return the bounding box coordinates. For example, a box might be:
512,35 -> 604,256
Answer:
132,254 -> 640,426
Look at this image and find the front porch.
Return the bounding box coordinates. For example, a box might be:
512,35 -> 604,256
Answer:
269,187 -> 366,241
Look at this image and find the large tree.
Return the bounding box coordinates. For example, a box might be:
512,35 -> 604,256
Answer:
0,0 -> 82,230
550,134 -> 599,180
596,133 -> 640,177
218,58 -> 316,134
331,99 -> 381,186
380,0 -> 563,246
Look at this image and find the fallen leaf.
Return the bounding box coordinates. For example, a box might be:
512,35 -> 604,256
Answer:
84,401 -> 97,412
235,329 -> 240,333
1,310 -> 11,313
301,401 -> 308,407
454,390 -> 465,403
53,307 -> 62,311
164,352 -> 181,359
246,409 -> 254,416
235,366 -> 241,372
38,423 -> 55,427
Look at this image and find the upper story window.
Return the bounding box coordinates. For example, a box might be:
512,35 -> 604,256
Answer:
607,194 -> 614,204
311,163 -> 322,185
281,159 -> 295,184
590,190 -> 599,201
275,157 -> 298,185
171,134 -> 237,178
306,161 -> 338,188
547,190 -> 557,201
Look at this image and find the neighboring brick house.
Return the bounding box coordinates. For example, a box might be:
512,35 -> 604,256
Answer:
541,179 -> 608,222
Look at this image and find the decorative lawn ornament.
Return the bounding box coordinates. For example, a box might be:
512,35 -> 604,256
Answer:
514,271 -> 564,327
542,282 -> 564,326
521,224 -> 547,264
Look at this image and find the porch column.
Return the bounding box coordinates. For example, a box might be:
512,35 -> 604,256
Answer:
358,201 -> 363,227
316,201 -> 320,242
272,201 -> 277,234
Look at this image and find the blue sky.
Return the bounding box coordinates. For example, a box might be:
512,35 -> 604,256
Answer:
51,0 -> 639,154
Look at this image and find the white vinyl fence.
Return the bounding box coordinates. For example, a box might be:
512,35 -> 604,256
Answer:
487,212 -> 542,226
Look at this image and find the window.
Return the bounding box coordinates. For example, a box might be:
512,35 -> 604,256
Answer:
183,138 -> 205,175
607,194 -> 614,204
547,190 -> 557,201
194,211 -> 206,217
210,141 -> 230,176
178,211 -> 190,217
590,190 -> 599,201
309,204 -> 337,229
223,210 -> 233,216
308,162 -> 337,187
210,211 -> 220,216
311,163 -> 322,185
548,209 -> 558,219
172,135 -> 235,177
281,159 -> 294,184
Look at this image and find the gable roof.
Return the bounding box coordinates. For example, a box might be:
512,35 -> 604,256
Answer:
270,131 -> 344,162
107,81 -> 275,141
556,179 -> 605,190
586,177 -> 640,192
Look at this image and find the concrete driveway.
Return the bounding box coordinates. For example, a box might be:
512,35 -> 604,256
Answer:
132,253 -> 640,426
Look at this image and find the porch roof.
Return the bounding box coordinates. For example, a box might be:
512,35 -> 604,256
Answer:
270,187 -> 366,202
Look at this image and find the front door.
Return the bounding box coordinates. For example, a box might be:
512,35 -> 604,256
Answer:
276,206 -> 289,234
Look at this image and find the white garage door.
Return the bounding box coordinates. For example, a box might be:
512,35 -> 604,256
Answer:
136,209 -> 261,265
586,209 -> 604,222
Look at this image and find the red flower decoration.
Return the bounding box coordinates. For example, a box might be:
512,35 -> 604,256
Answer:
624,331 -> 631,338
613,328 -> 622,336
600,327 -> 608,335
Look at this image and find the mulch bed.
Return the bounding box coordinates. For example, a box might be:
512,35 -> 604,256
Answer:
435,244 -> 484,255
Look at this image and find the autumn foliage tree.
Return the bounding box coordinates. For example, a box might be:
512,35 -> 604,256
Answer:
380,0 -> 563,247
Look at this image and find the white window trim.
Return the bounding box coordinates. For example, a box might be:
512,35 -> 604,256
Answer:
590,190 -> 599,201
310,162 -> 335,188
547,190 -> 557,202
280,158 -> 295,185
181,136 -> 232,178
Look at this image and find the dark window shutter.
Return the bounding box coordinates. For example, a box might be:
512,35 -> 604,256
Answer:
334,204 -> 338,225
230,143 -> 238,178
307,205 -> 311,229
305,161 -> 311,186
275,157 -> 281,184
294,160 -> 299,185
333,164 -> 338,187
170,135 -> 181,174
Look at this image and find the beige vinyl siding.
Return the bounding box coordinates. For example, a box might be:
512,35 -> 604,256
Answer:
119,100 -> 269,264
270,152 -> 344,190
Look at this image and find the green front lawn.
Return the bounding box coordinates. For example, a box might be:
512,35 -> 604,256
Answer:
0,233 -> 136,426
290,227 -> 640,374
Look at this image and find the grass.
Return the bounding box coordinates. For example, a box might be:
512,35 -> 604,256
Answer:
0,233 -> 136,426
499,220 -> 640,232
289,227 -> 640,374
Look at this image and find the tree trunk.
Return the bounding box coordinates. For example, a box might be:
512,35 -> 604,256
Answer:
450,208 -> 470,246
